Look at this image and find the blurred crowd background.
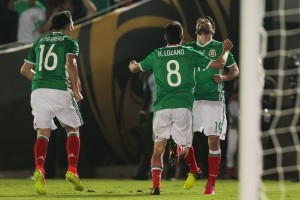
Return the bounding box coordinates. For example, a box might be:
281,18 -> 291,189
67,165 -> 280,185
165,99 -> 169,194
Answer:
0,0 -> 140,47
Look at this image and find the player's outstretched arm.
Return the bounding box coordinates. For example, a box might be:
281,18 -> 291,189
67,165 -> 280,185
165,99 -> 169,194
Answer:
20,62 -> 35,81
210,39 -> 233,69
129,60 -> 142,73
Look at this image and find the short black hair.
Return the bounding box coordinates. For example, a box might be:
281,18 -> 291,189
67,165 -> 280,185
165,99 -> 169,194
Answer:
51,11 -> 72,30
165,21 -> 183,44
198,16 -> 215,31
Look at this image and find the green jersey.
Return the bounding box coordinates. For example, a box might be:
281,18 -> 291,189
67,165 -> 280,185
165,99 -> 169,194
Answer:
25,32 -> 79,91
185,40 -> 236,101
140,45 -> 212,112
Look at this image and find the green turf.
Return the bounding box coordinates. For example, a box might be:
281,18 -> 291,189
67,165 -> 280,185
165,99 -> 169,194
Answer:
0,178 -> 299,199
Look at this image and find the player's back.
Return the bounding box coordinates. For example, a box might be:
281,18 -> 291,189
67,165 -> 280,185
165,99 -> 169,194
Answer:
26,32 -> 78,91
140,45 -> 211,111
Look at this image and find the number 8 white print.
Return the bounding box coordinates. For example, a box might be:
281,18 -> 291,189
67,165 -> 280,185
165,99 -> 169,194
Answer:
38,44 -> 58,71
167,60 -> 181,87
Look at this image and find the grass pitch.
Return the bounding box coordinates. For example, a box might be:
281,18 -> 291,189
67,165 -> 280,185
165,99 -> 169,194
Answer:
0,178 -> 299,199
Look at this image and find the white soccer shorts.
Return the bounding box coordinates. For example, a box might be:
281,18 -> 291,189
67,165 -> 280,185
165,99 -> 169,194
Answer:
153,108 -> 193,147
30,88 -> 83,130
193,100 -> 227,140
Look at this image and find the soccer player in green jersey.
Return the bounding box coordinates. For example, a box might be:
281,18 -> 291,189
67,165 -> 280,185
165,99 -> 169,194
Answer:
129,21 -> 233,195
184,16 -> 239,195
20,11 -> 84,195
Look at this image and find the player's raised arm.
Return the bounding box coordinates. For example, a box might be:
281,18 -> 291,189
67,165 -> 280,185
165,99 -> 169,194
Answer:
129,60 -> 142,73
209,39 -> 233,69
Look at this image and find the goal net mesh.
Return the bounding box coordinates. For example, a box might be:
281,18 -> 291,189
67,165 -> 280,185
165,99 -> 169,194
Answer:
259,0 -> 300,199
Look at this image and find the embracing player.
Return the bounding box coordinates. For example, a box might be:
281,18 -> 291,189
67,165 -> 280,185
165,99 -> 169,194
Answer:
184,16 -> 239,195
129,21 -> 233,195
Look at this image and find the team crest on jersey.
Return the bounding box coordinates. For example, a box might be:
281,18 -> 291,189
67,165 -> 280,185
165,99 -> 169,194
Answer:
208,49 -> 217,57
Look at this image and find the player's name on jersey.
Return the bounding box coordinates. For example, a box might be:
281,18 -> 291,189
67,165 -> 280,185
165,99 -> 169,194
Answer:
43,36 -> 65,42
157,49 -> 184,57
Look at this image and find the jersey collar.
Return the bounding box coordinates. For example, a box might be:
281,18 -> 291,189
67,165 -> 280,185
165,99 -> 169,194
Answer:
166,44 -> 180,47
52,32 -> 64,35
197,39 -> 213,47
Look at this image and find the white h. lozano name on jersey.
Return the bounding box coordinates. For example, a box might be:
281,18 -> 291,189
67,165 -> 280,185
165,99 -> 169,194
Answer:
157,49 -> 185,57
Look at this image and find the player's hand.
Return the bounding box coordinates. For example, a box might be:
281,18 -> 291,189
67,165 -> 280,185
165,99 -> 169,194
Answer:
222,39 -> 233,51
130,60 -> 137,65
129,60 -> 140,73
74,91 -> 83,102
213,74 -> 225,83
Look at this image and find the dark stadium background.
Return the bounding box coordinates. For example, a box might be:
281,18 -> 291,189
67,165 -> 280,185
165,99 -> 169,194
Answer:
0,0 -> 240,178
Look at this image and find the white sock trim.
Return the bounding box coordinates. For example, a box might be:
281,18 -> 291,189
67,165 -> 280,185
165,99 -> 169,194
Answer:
37,135 -> 49,142
67,132 -> 79,137
209,149 -> 221,155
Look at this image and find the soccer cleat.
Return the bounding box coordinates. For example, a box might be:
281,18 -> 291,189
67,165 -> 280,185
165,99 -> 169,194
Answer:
169,138 -> 179,167
34,169 -> 47,195
204,184 -> 215,195
183,170 -> 202,189
149,187 -> 160,195
66,171 -> 84,191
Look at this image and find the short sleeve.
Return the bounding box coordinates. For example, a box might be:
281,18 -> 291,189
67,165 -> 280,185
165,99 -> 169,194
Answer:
66,38 -> 79,56
140,51 -> 156,71
225,51 -> 236,68
25,43 -> 37,64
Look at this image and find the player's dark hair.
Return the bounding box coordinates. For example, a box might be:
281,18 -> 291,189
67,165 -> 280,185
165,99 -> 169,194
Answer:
198,16 -> 216,31
165,21 -> 183,44
51,11 -> 72,30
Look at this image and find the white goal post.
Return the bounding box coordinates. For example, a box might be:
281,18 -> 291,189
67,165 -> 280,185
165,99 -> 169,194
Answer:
240,0 -> 300,199
239,0 -> 262,200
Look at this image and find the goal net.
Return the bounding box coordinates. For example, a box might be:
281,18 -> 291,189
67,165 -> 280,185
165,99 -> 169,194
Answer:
260,0 -> 300,199
240,0 -> 300,199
